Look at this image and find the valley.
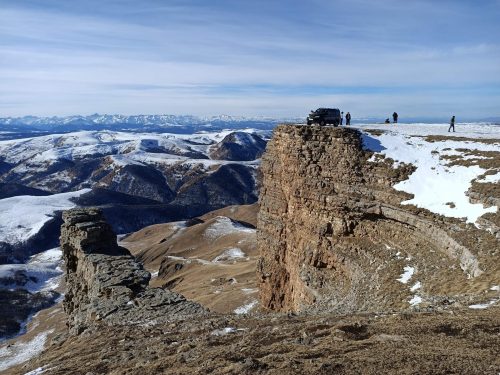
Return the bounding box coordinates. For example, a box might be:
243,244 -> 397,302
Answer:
0,127 -> 267,344
0,129 -> 268,263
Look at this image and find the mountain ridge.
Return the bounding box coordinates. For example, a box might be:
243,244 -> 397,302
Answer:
0,114 -> 300,134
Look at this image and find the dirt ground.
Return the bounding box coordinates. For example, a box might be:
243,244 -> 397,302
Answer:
9,307 -> 500,375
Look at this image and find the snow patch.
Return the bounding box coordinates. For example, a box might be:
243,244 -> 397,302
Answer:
211,327 -> 236,336
231,132 -> 260,147
234,299 -> 258,314
166,255 -> 188,262
409,295 -> 423,306
477,172 -> 500,184
397,266 -> 415,284
24,367 -> 47,375
212,248 -> 246,263
468,299 -> 498,309
410,281 -> 422,292
0,330 -> 53,372
204,217 -> 255,240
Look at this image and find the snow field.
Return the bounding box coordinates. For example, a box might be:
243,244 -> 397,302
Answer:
0,189 -> 90,245
358,123 -> 499,224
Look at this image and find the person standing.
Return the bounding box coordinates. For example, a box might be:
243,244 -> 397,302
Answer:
393,112 -> 398,123
340,111 -> 344,125
345,112 -> 351,126
448,115 -> 455,132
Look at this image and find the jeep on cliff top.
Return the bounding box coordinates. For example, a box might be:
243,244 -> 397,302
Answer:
306,108 -> 341,126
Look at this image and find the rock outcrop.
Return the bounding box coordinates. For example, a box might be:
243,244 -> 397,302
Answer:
61,208 -> 206,334
257,125 -> 498,313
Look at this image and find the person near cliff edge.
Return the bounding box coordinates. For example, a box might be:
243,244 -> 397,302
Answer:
345,112 -> 351,126
448,115 -> 456,132
340,111 -> 344,125
393,112 -> 398,123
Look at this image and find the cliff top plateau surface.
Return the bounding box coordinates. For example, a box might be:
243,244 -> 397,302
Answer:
4,124 -> 499,375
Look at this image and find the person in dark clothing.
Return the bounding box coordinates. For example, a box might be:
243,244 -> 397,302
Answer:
448,116 -> 456,132
340,112 -> 344,125
393,112 -> 398,123
385,118 -> 390,124
345,112 -> 351,125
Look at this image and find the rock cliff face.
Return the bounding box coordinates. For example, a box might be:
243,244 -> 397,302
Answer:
61,208 -> 206,334
257,125 -> 498,313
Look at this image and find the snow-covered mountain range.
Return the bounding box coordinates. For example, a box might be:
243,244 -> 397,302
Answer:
0,114 -> 299,135
0,129 -> 269,264
0,127 -> 269,340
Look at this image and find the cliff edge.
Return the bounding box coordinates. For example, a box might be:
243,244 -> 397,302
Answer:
61,208 -> 206,334
257,125 -> 499,313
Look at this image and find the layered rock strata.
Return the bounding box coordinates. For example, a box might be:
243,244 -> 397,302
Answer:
61,208 -> 206,334
257,125 -> 499,313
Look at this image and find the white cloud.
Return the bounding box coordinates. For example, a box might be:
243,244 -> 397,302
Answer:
0,1 -> 499,117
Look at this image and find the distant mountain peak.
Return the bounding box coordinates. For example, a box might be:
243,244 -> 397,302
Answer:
0,114 -> 301,133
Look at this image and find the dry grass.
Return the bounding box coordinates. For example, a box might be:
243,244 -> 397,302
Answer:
364,129 -> 386,136
424,135 -> 500,144
121,204 -> 259,314
10,307 -> 500,375
440,149 -> 500,170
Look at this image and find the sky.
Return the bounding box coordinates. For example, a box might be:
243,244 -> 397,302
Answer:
1,0 -> 500,119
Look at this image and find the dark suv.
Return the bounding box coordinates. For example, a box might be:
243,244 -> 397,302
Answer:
306,108 -> 341,126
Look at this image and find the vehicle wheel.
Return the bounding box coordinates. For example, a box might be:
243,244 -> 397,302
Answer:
320,120 -> 325,126
333,121 -> 339,127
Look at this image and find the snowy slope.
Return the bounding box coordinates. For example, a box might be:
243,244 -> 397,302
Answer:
0,129 -> 266,175
0,330 -> 54,372
358,123 -> 499,223
0,248 -> 62,292
0,128 -> 266,255
0,189 -> 90,245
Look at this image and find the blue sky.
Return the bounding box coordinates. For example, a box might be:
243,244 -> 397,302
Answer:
1,0 -> 499,118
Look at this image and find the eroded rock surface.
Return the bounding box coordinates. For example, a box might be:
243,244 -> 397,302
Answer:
257,125 -> 499,313
61,208 -> 206,334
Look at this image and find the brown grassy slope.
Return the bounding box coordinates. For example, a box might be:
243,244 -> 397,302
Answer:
120,204 -> 259,314
11,307 -> 500,375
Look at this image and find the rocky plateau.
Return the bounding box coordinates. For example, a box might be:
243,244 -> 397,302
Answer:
2,124 -> 499,374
